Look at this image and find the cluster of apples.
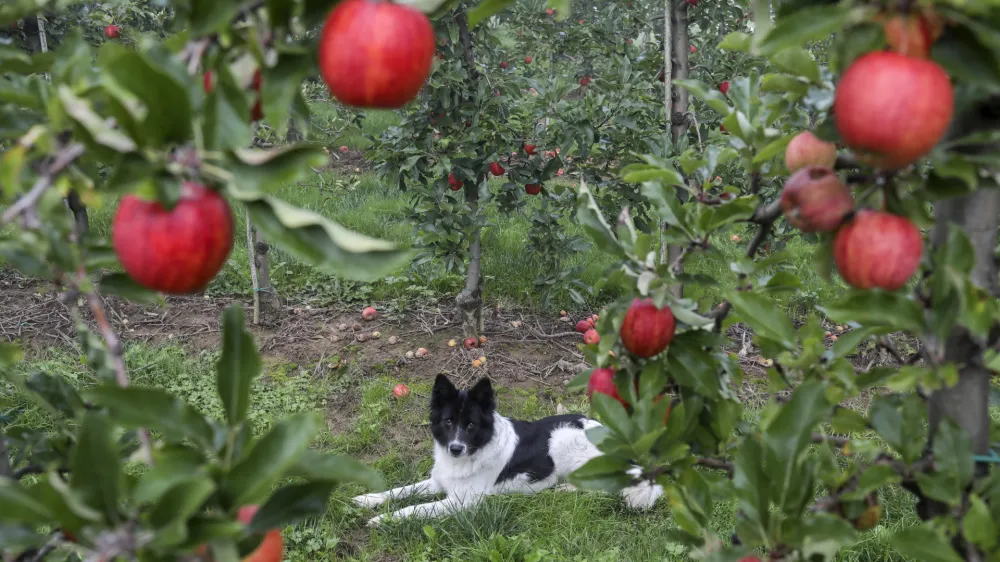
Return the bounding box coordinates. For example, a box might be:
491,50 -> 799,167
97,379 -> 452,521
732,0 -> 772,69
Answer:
447,336 -> 488,368
586,298 -> 677,407
779,9 -> 950,292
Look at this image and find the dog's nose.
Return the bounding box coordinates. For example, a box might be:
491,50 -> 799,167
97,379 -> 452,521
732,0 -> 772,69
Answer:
448,443 -> 465,457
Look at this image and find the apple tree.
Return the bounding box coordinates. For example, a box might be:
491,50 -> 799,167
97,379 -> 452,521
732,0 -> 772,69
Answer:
0,0 -> 424,559
481,0 -> 1000,559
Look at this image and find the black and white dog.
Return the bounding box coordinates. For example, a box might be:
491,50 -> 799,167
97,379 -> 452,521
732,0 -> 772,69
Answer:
352,374 -> 662,526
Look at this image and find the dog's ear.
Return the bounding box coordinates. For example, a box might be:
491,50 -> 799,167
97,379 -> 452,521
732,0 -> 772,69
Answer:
468,377 -> 495,412
431,374 -> 458,408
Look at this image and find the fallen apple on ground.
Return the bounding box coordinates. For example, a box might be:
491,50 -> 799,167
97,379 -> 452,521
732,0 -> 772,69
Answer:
393,383 -> 409,398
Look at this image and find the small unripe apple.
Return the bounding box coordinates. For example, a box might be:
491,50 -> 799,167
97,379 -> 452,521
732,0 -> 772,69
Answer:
524,56 -> 533,64
500,61 -> 509,69
104,25 -> 120,39
490,162 -> 505,176
318,0 -> 435,108
362,306 -> 377,321
780,166 -> 854,233
718,81 -> 730,95
785,131 -> 837,172
525,183 -> 542,195
620,298 -> 676,358
113,182 -> 233,294
834,51 -> 953,169
833,210 -> 923,290
339,145 -> 349,153
393,383 -> 409,398
448,339 -> 457,347
463,337 -> 479,350
587,368 -> 626,405
575,320 -> 591,334
371,331 -> 381,339
583,329 -> 600,345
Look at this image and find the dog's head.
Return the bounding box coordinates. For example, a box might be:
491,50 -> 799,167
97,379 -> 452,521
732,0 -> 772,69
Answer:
429,374 -> 496,458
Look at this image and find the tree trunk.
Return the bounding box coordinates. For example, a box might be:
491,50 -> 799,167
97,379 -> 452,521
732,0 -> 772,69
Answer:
661,0 -> 689,297
457,174 -> 484,338
246,128 -> 280,325
927,190 -> 1000,456
0,434 -> 12,478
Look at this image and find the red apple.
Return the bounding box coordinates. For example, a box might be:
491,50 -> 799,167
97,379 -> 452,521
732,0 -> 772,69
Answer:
834,51 -> 953,169
545,8 -> 554,15
578,19 -> 584,24
626,39 -> 632,45
587,368 -> 626,406
879,10 -> 943,59
318,0 -> 435,108
785,131 -> 837,172
237,505 -> 284,562
620,298 -> 676,358
524,143 -> 537,155
393,383 -> 409,398
719,81 -> 730,94
833,210 -> 922,290
448,173 -> 463,191
490,162 -> 505,176
556,168 -> 564,176
500,61 -> 509,69
203,71 -> 215,93
780,166 -> 854,233
689,45 -> 696,53
720,124 -> 728,134
525,183 -> 542,195
579,76 -> 591,86
464,337 -> 479,350
738,558 -> 762,562
362,306 -> 378,321
113,183 -> 233,295
524,56 -> 533,64
575,320 -> 591,334
104,25 -> 120,39
685,0 -> 699,5
583,329 -> 600,345
339,145 -> 350,153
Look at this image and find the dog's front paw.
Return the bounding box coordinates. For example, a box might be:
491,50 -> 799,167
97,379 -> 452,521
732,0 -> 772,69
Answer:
366,514 -> 385,528
353,493 -> 386,509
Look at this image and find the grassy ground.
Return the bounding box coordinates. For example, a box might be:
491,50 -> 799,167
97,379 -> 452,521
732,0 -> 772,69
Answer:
4,345 -> 925,562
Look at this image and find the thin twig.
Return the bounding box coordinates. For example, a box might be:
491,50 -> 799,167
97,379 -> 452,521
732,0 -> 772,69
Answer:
2,143 -> 85,227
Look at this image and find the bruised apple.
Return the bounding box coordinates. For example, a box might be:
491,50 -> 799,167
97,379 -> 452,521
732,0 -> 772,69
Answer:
318,0 -> 435,108
113,182 -> 233,294
833,210 -> 923,290
779,166 -> 854,232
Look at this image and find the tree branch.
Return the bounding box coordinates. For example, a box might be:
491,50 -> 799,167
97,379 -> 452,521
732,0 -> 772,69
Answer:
1,142 -> 85,228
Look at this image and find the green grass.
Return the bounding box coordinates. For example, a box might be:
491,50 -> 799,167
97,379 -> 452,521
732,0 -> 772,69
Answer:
3,345 -> 934,562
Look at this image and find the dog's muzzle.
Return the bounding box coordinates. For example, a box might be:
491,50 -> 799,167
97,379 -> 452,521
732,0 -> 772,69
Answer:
448,443 -> 466,457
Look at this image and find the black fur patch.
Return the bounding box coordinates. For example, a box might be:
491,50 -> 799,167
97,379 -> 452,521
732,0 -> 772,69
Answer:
495,415 -> 586,484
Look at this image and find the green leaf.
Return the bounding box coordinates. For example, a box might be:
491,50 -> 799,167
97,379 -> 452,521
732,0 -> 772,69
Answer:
229,145 -> 328,194
758,5 -> 849,55
187,0 -> 244,34
620,164 -> 684,186
24,372 -> 84,418
0,480 -> 54,525
216,305 -> 261,427
674,79 -> 731,117
590,392 -> 635,443
962,494 -> 996,551
719,32 -> 752,52
286,451 -> 384,491
729,291 -> 796,350
148,477 -> 216,547
85,385 -> 215,449
574,179 -> 626,259
890,526 -> 964,562
70,412 -> 120,523
99,273 -> 166,305
248,482 -> 336,533
830,326 -> 890,360
800,513 -> 858,560
869,395 -> 925,464
230,190 -> 414,281
567,455 -> 633,493
771,48 -> 820,83
698,197 -> 756,232
817,291 -> 924,334
932,24 -> 1000,89
58,86 -> 137,154
929,422 -> 974,502
468,0 -> 516,27
763,380 -> 828,513
132,447 -> 207,505
0,341 -> 22,368
226,412 -> 321,507
753,135 -> 794,166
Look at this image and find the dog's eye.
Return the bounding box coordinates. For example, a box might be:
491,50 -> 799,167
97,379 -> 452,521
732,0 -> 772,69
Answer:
444,419 -> 453,427
466,422 -> 476,431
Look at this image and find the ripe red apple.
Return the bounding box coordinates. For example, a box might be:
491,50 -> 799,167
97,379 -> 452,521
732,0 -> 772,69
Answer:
737,558 -> 762,562
879,10 -> 943,59
834,51 -> 953,169
490,162 -> 505,176
780,166 -> 854,233
583,329 -> 600,345
620,298 -> 676,358
579,75 -> 591,86
362,306 -> 378,321
203,71 -> 215,93
785,131 -> 837,172
719,81 -> 730,94
393,383 -> 409,398
500,61 -> 509,69
524,56 -> 533,64
833,210 -> 922,291
524,143 -> 537,155
249,69 -> 264,122
339,145 -> 350,153
318,0 -> 435,108
689,45 -> 696,53
556,168 -> 564,176
720,124 -> 728,134
237,505 -> 283,562
685,0 -> 699,5
463,337 -> 479,350
575,320 -> 591,334
587,368 -> 626,406
113,183 -> 233,295
448,173 -> 463,191
525,183 -> 542,195
104,25 -> 120,39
